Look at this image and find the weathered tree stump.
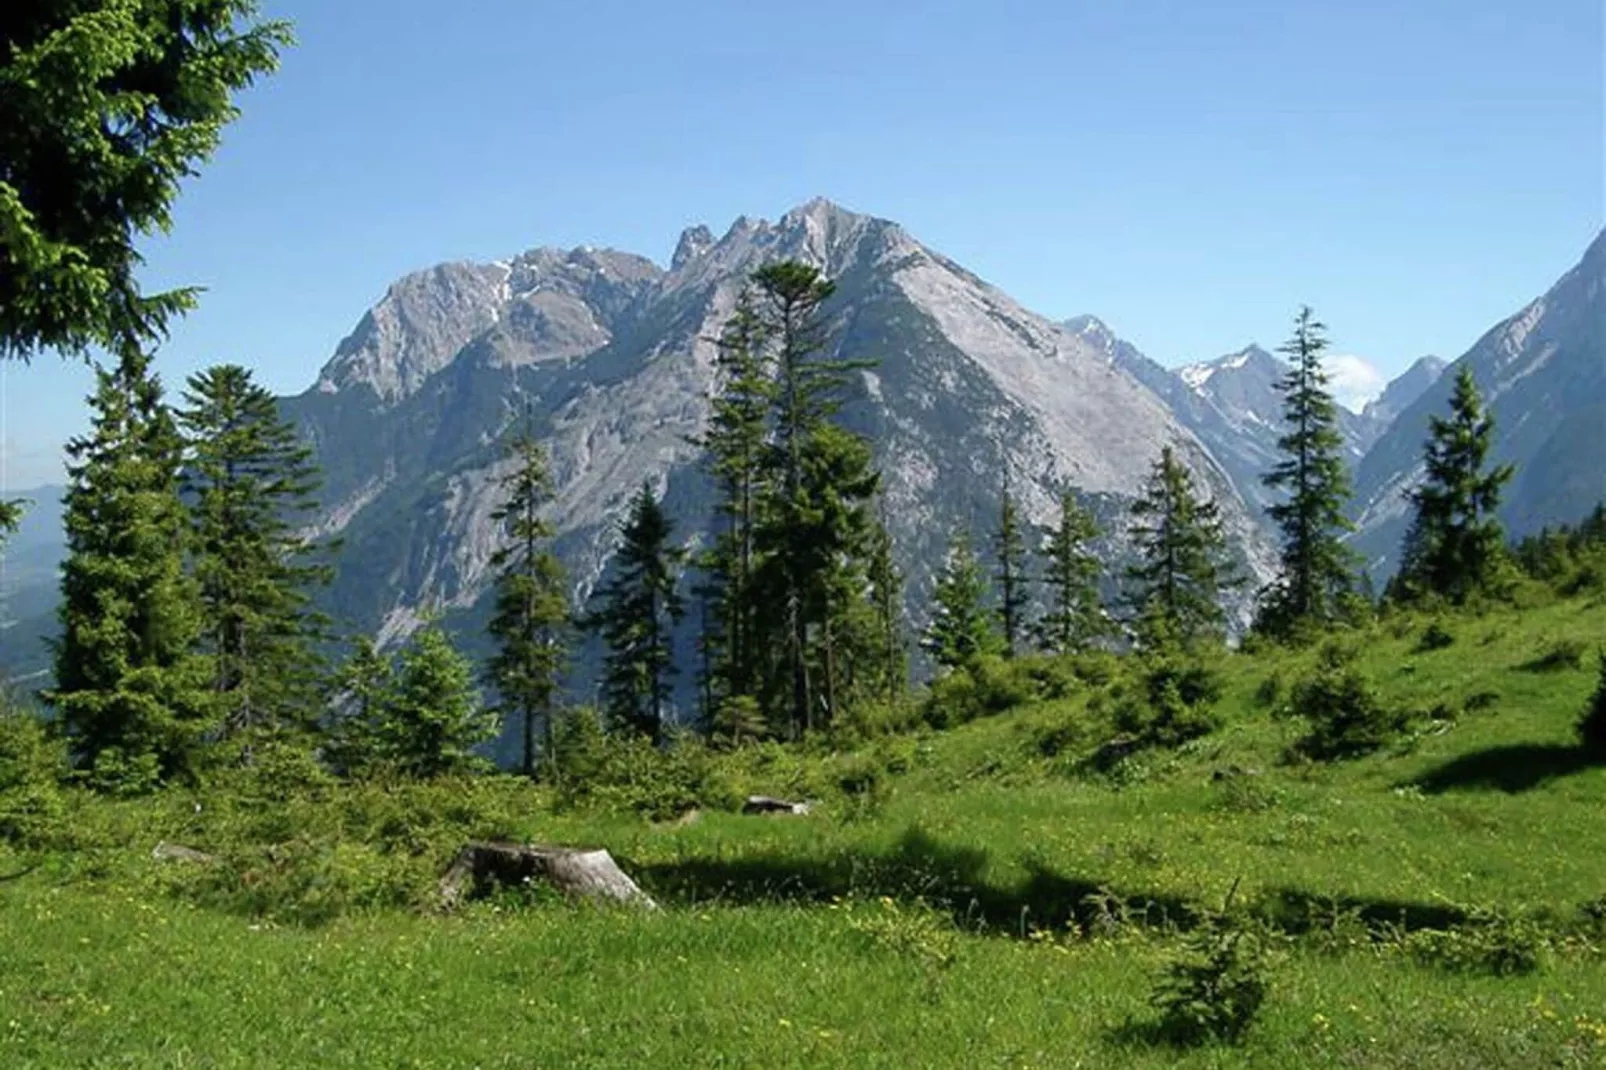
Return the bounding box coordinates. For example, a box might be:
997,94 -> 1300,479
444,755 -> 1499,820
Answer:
741,795 -> 812,816
152,842 -> 215,864
438,843 -> 656,912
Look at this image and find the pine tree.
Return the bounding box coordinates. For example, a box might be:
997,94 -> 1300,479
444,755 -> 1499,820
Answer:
177,364 -> 332,743
1036,490 -> 1106,655
384,622 -> 495,779
588,482 -> 687,743
485,416 -> 569,777
864,508 -> 908,703
1393,367 -> 1514,604
326,635 -> 394,776
993,473 -> 1030,657
748,261 -> 879,736
45,346 -> 215,787
923,529 -> 997,672
1258,307 -> 1357,634
1127,446 -> 1232,647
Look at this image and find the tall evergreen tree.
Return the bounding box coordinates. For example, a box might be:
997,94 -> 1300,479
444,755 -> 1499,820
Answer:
485,416 -> 569,777
1126,446 -> 1232,647
993,473 -> 1030,657
45,347 -> 215,787
864,508 -> 908,703
1259,307 -> 1357,634
177,364 -> 332,742
588,482 -> 687,743
1035,490 -> 1106,655
923,529 -> 997,672
748,261 -> 879,736
1393,366 -> 1514,603
384,622 -> 495,779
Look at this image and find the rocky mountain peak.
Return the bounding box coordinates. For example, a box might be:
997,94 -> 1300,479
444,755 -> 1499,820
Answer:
671,225 -> 714,271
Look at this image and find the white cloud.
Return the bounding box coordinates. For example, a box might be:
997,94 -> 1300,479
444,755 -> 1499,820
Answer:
1322,354 -> 1387,414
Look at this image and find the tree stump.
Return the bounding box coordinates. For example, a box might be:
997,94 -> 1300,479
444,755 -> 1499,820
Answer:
741,795 -> 812,816
152,842 -> 215,864
438,843 -> 656,912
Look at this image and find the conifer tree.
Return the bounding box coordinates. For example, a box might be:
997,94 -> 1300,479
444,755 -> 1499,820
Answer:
588,482 -> 687,743
1258,307 -> 1357,634
326,635 -> 394,776
177,364 -> 332,743
865,509 -> 908,703
384,622 -> 494,778
1126,446 -> 1232,647
46,347 -> 215,787
0,500 -> 20,544
485,416 -> 569,777
993,474 -> 1030,657
1393,367 -> 1514,604
1036,490 -> 1106,654
923,529 -> 997,672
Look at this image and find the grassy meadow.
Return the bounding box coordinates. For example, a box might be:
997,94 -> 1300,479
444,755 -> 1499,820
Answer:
4,593 -> 1606,1067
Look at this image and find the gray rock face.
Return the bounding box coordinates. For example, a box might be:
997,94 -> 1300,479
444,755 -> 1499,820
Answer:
1360,355 -> 1447,431
283,199 -> 1274,727
1351,229 -> 1606,576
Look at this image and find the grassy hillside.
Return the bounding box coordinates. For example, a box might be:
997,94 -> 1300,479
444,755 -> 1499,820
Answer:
3,593 -> 1605,1067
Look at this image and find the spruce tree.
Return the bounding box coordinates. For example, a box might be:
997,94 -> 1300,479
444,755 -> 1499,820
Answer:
1394,367 -> 1514,604
865,509 -> 908,703
1036,490 -> 1106,655
46,347 -> 215,787
177,364 -> 332,743
485,417 -> 569,777
384,622 -> 494,779
1126,446 -> 1232,647
326,636 -> 394,776
1259,307 -> 1357,634
993,474 -> 1030,657
923,529 -> 997,672
588,482 -> 687,743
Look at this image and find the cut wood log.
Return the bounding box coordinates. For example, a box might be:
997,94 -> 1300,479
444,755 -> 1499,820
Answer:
152,842 -> 215,864
742,795 -> 812,816
438,843 -> 656,912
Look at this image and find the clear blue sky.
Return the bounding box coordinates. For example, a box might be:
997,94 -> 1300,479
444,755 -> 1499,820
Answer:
4,0 -> 1602,488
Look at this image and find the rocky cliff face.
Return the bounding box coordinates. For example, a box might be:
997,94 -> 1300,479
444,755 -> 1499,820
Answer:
282,199 -> 1275,718
1350,229 -> 1606,576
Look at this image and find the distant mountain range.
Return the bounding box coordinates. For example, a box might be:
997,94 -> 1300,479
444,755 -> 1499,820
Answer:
2,203 -> 1600,711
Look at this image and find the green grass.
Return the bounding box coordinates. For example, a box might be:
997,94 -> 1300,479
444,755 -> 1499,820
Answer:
4,594 -> 1606,1066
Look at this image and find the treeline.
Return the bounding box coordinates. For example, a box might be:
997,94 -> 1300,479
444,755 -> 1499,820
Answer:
4,267 -> 1599,793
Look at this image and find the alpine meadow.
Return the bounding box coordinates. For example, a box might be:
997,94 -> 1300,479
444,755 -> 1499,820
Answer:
3,3 -> 1605,1067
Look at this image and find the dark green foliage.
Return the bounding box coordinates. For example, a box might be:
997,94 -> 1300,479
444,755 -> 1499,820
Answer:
0,3 -> 292,360
1034,490 -> 1106,655
921,655 -> 1038,729
0,699 -> 67,847
864,510 -> 909,705
1115,651 -> 1224,749
484,418 -> 568,777
1403,909 -> 1547,977
1513,504 -> 1606,597
992,474 -> 1030,657
548,710 -> 735,820
923,528 -> 997,672
1393,367 -> 1516,605
326,636 -> 396,777
177,364 -> 332,745
1579,653 -> 1606,755
709,694 -> 768,748
46,347 -> 215,789
381,624 -> 496,779
1291,645 -> 1409,760
587,483 -> 686,743
1257,307 -> 1357,635
1127,446 -> 1233,647
0,499 -> 20,544
1149,912 -> 1271,1046
1415,620 -> 1456,652
1522,637 -> 1586,673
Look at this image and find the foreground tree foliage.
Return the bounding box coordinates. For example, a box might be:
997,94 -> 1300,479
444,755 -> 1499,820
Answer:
1035,490 -> 1106,655
1393,367 -> 1515,605
1258,307 -> 1357,635
588,483 -> 687,743
1,2 -> 292,361
1127,446 -> 1233,647
46,348 -> 215,790
485,417 -> 569,777
177,364 -> 331,746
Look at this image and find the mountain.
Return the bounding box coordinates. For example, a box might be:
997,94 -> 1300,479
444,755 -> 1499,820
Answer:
282,199 -> 1275,728
0,484 -> 66,682
1073,321 -> 1440,520
1351,229 -> 1606,575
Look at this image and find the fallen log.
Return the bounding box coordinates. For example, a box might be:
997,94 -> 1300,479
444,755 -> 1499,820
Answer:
438,843 -> 656,912
742,795 -> 812,816
152,842 -> 215,864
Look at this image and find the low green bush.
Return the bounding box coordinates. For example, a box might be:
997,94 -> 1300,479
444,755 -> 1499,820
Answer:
1148,914 -> 1271,1046
1290,646 -> 1411,760
0,704 -> 68,849
1415,620 -> 1456,652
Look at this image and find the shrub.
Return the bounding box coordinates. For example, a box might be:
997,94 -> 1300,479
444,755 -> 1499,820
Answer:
921,655 -> 1038,728
1115,655 -> 1223,749
1579,653 -> 1606,755
551,717 -> 738,821
1522,637 -> 1587,673
1291,647 -> 1410,760
1415,620 -> 1456,652
0,705 -> 68,848
1402,910 -> 1548,977
1149,916 -> 1271,1046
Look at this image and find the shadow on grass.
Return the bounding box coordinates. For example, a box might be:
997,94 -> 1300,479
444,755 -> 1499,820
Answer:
1263,888 -> 1468,934
1410,743 -> 1601,795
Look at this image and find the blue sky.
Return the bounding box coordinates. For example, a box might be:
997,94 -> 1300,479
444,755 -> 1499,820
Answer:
3,0 -> 1602,488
